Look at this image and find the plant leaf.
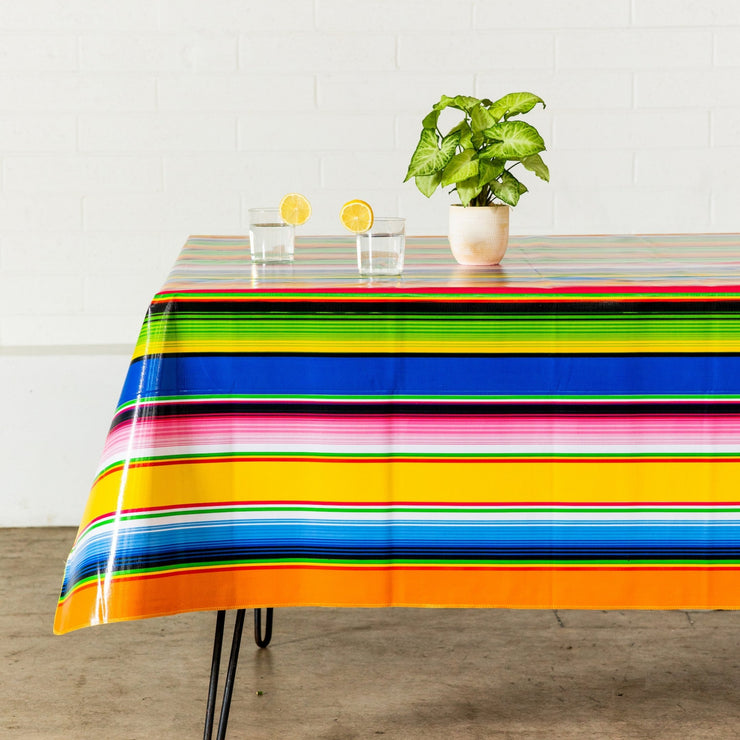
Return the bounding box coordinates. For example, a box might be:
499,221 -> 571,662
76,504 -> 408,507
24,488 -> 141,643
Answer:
491,170 -> 524,206
432,94 -> 482,114
415,171 -> 442,198
449,119 -> 473,149
478,158 -> 505,187
452,95 -> 481,113
488,92 -> 546,122
441,149 -> 479,187
404,128 -> 460,181
482,121 -> 546,159
422,109 -> 441,130
433,94 -> 456,111
440,129 -> 462,153
456,175 -> 483,206
490,180 -> 518,206
519,153 -> 550,182
470,104 -> 495,133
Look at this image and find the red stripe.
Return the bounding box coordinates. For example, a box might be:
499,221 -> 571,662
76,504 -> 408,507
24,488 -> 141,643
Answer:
118,499 -> 740,511
151,285 -> 740,302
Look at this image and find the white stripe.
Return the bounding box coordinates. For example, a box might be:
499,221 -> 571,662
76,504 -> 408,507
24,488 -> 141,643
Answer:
83,510 -> 740,535
97,441 -> 740,474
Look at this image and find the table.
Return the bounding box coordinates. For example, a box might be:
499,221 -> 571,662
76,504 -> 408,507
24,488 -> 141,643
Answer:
55,234 -> 740,638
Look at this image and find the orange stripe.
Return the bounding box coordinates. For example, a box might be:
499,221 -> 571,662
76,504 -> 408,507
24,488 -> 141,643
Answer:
54,565 -> 740,634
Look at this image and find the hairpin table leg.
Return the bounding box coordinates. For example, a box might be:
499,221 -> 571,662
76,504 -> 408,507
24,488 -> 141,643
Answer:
254,608 -> 273,648
203,609 -> 247,740
216,609 -> 246,740
203,611 -> 226,740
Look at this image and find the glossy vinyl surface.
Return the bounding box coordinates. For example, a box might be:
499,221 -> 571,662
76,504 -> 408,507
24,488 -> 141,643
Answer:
54,235 -> 740,633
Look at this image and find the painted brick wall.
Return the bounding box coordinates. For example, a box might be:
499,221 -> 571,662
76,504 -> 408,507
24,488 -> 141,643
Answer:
1,0 -> 739,524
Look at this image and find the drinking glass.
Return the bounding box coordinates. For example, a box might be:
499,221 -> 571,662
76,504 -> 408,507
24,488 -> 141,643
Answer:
356,217 -> 405,276
248,207 -> 294,263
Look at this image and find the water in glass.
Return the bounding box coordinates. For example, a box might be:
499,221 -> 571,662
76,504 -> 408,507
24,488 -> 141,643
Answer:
356,232 -> 404,276
249,222 -> 294,263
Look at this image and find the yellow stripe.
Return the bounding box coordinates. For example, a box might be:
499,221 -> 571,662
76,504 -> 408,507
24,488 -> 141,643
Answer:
79,459 -> 740,530
132,338 -> 740,357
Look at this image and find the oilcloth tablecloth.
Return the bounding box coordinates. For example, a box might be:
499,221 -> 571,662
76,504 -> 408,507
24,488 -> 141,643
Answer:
54,235 -> 740,634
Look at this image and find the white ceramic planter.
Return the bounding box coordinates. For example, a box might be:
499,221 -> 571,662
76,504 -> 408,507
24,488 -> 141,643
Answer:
448,204 -> 510,266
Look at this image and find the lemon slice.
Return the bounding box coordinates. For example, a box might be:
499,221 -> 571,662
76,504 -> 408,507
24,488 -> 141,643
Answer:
279,192 -> 312,225
340,199 -> 374,233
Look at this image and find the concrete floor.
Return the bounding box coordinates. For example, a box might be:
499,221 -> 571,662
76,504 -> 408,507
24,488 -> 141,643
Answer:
2,528 -> 740,740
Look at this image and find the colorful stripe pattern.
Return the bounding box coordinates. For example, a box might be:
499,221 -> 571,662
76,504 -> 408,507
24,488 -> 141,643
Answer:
54,235 -> 740,633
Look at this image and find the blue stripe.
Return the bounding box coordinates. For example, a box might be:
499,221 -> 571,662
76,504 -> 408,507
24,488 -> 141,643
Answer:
61,519 -> 740,597
75,519 -> 740,549
119,354 -> 740,406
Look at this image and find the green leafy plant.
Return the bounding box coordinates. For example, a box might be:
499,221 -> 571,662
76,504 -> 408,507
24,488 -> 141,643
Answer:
404,92 -> 549,207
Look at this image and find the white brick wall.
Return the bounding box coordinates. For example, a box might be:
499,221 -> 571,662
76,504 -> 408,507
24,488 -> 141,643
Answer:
1,0 -> 740,524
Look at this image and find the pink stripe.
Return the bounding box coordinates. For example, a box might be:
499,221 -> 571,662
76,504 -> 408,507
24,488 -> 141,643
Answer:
101,414 -> 740,456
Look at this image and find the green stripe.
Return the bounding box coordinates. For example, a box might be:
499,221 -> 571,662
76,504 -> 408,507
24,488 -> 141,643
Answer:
136,315 -> 740,346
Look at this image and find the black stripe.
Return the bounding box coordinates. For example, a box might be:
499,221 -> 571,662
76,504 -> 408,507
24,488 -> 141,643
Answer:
146,299 -> 740,317
61,545 -> 740,595
111,399 -> 740,428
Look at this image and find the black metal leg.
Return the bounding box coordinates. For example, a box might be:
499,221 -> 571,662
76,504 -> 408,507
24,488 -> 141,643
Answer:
254,608 -> 273,648
203,611 -> 226,740
215,609 -> 246,740
203,610 -> 247,740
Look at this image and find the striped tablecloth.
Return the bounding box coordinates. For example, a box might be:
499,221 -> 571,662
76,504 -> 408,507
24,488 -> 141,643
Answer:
54,235 -> 740,634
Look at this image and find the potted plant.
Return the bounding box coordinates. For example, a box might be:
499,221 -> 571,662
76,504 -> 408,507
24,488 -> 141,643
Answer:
404,92 -> 549,265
